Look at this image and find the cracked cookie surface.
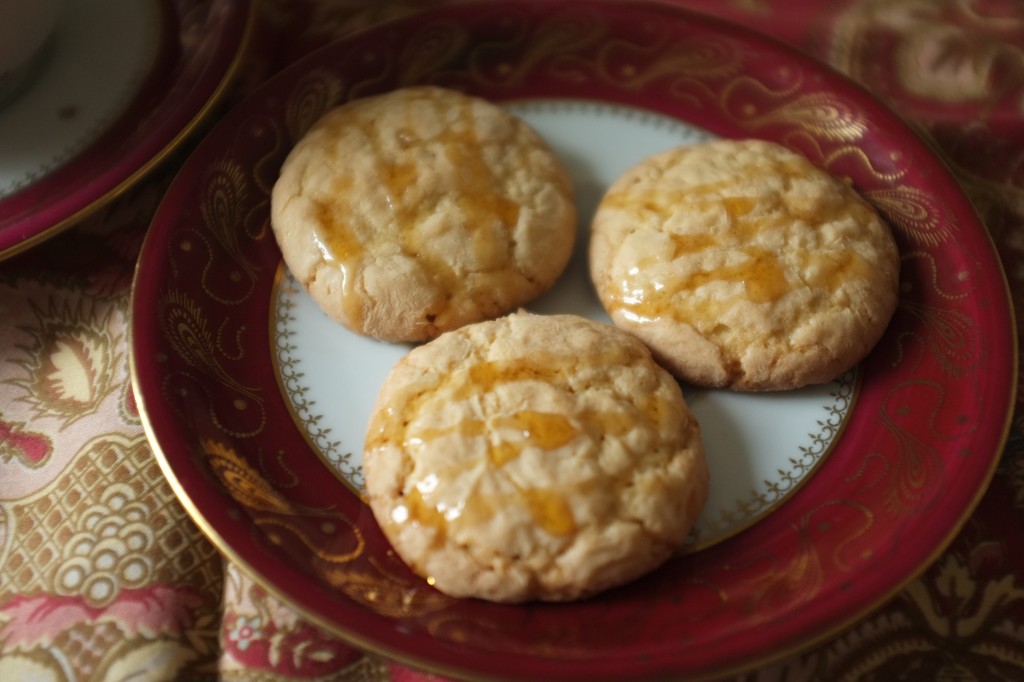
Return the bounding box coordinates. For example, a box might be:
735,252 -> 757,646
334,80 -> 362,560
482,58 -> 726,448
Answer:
270,86 -> 576,342
589,139 -> 900,391
362,312 -> 708,603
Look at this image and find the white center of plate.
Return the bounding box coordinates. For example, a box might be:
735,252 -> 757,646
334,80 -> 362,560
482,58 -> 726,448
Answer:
0,0 -> 160,198
271,99 -> 857,550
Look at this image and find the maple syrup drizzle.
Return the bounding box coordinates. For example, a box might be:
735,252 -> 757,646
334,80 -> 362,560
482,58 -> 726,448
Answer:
605,156 -> 872,323
376,350 -> 664,541
311,89 -> 521,328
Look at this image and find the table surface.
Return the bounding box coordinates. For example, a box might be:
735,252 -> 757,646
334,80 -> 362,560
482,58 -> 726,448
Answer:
1,1 -> 1022,680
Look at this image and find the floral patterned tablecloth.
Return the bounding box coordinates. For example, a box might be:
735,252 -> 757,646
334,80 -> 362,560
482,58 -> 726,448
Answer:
1,0 -> 1021,680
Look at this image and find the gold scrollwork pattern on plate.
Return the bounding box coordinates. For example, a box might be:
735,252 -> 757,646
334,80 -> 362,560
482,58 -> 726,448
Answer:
202,439 -> 365,555
726,84 -> 870,143
588,34 -> 745,97
395,22 -> 470,88
284,69 -> 345,143
467,11 -> 612,87
201,437 -> 452,619
158,290 -> 266,439
201,161 -> 256,268
317,557 -> 454,619
202,438 -> 295,515
851,379 -> 974,519
895,299 -> 981,377
695,371 -> 858,543
384,9 -> 742,111
714,498 -> 874,620
865,185 -> 956,246
874,403 -> 943,518
271,271 -> 360,489
194,159 -> 264,304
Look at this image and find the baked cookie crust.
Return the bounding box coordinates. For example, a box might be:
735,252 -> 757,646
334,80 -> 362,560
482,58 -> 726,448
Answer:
589,139 -> 900,391
271,86 -> 577,342
362,312 -> 708,603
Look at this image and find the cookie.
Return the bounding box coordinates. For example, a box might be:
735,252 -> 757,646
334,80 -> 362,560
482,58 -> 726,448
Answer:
362,312 -> 708,603
270,86 -> 577,342
589,139 -> 900,391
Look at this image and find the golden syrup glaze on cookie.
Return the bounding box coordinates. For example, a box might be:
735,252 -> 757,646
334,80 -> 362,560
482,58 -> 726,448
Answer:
306,87 -> 527,333
365,348 -> 686,543
602,152 -> 880,326
398,481 -> 576,542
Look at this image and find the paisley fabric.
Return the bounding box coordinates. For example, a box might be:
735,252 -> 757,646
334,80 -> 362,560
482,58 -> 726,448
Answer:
1,0 -> 1021,680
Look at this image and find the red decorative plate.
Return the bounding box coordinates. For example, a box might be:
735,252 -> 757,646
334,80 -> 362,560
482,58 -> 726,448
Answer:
0,0 -> 252,261
130,3 -> 1016,680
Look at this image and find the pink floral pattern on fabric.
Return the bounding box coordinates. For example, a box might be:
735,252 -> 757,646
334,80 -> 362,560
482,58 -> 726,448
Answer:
0,419 -> 52,468
217,565 -> 368,677
0,587 -> 202,649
